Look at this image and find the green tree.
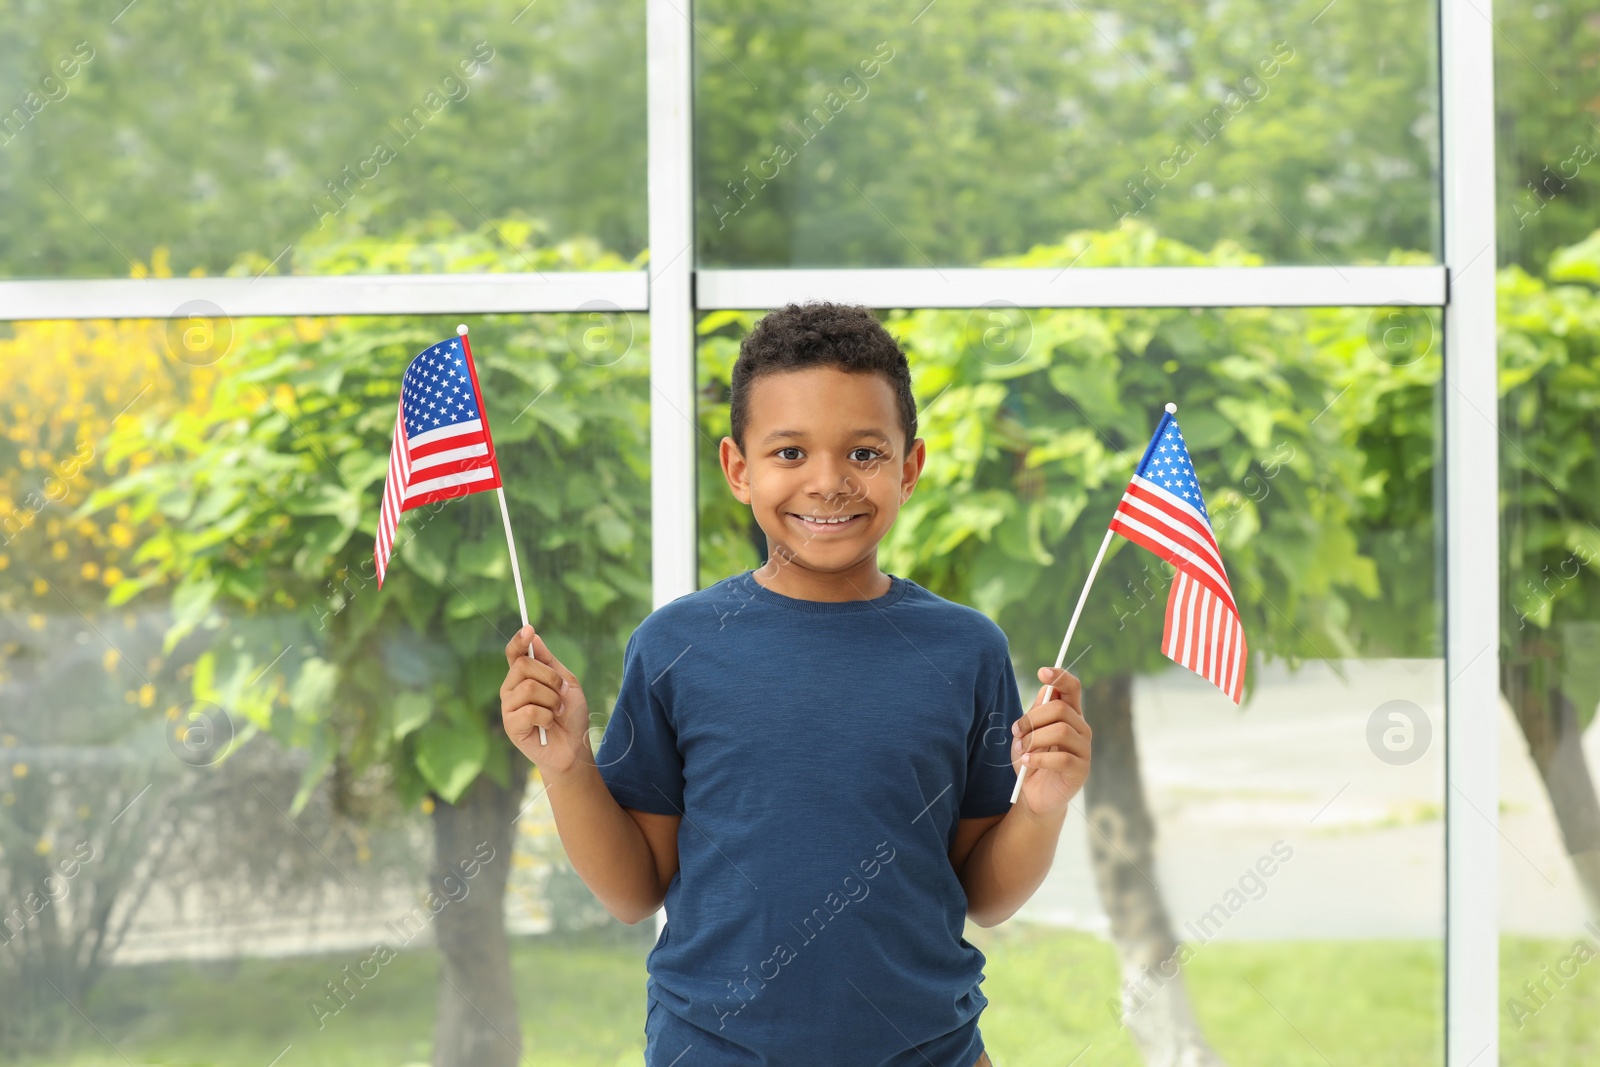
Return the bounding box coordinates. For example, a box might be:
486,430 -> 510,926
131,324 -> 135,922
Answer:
1,0 -> 646,277
694,0 -> 1440,267
1493,0 -> 1600,273
1497,238 -> 1600,917
1347,230 -> 1600,916
85,216 -> 651,1067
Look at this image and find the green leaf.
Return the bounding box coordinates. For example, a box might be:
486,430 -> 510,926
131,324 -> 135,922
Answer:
594,506 -> 634,558
339,451 -> 390,492
166,574 -> 220,652
465,653 -> 505,713
289,732 -> 336,817
1548,232 -> 1600,284
414,718 -> 489,804
1047,361 -> 1120,422
1175,408 -> 1236,451
560,572 -> 619,613
220,566 -> 267,603
393,691 -> 433,740
293,517 -> 353,577
398,529 -> 450,586
455,537 -> 509,580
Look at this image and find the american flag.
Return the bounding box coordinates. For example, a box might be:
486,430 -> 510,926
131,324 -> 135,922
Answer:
374,330 -> 503,587
1107,409 -> 1247,703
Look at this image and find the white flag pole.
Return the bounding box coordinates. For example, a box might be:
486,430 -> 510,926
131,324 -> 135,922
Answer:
461,324 -> 545,746
1011,527 -> 1113,804
1009,401 -> 1175,804
495,485 -> 544,746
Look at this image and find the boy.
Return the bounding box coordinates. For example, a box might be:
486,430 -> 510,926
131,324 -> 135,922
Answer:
499,302 -> 1091,1066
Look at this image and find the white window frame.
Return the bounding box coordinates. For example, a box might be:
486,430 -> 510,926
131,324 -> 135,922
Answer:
0,272 -> 648,319
4,0 -> 1499,1058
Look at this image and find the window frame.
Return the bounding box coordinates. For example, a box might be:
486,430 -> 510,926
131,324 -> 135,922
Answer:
2,0 -> 1500,1058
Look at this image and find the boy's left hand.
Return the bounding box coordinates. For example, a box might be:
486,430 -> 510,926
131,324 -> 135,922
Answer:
1012,666 -> 1091,816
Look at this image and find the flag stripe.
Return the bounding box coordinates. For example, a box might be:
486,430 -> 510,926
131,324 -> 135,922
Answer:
1214,600 -> 1228,686
405,456 -> 496,484
409,430 -> 489,463
403,465 -> 500,502
1171,575 -> 1184,659
409,418 -> 486,450
1206,595 -> 1219,681
1228,617 -> 1241,700
1183,575 -> 1199,665
410,442 -> 490,473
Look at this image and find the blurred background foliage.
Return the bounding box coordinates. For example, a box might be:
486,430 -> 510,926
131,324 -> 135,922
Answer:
0,0 -> 647,278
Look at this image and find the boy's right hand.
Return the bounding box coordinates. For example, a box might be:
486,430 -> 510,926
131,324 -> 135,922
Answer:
500,625 -> 593,782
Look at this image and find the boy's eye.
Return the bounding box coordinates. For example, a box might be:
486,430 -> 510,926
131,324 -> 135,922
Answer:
774,447 -> 883,462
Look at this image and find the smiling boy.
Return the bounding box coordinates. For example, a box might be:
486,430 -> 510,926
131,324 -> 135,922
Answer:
499,302 -> 1091,1066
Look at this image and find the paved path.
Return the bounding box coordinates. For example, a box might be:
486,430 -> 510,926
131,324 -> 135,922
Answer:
1015,658 -> 1598,939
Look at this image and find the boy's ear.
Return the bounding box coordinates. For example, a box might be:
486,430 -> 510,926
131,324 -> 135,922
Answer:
900,437 -> 927,503
720,436 -> 752,504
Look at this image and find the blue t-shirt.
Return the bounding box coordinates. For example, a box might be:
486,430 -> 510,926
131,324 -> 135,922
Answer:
594,568 -> 1027,1067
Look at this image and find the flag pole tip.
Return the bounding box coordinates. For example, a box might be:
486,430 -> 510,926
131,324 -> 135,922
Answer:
456,323 -> 469,336
1164,401 -> 1177,414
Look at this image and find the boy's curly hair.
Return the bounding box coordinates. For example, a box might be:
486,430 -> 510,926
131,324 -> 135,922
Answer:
729,301 -> 918,457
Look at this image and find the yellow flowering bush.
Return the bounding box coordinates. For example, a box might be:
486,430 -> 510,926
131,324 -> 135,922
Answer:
0,250 -> 221,646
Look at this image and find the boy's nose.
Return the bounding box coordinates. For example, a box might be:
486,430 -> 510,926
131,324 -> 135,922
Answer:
808,459 -> 867,497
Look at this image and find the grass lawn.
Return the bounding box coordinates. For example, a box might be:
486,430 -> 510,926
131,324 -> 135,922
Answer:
972,923 -> 1444,1067
9,925 -> 1595,1065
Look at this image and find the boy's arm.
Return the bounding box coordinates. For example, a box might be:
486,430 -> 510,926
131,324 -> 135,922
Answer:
543,757 -> 680,925
951,665 -> 1088,928
950,805 -> 1068,928
500,626 -> 680,926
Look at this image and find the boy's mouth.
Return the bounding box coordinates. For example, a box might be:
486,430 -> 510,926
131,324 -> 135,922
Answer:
787,511 -> 868,535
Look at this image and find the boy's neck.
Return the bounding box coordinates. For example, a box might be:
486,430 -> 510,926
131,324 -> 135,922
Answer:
751,554 -> 892,602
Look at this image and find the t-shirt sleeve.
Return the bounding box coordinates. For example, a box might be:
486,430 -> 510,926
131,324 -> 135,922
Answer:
594,627 -> 685,816
959,637 -> 1027,818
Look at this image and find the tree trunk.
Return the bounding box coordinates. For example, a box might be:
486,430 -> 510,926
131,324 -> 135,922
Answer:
1084,673 -> 1226,1067
429,753 -> 529,1067
1502,654 -> 1600,919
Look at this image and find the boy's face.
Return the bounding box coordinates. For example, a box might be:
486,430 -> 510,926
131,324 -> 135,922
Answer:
720,365 -> 925,580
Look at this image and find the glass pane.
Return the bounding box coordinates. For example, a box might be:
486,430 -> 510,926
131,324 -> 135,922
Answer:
0,309 -> 653,1063
1495,3 -> 1600,1062
696,296 -> 1445,1062
694,0 -> 1440,268
1,1 -> 645,279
